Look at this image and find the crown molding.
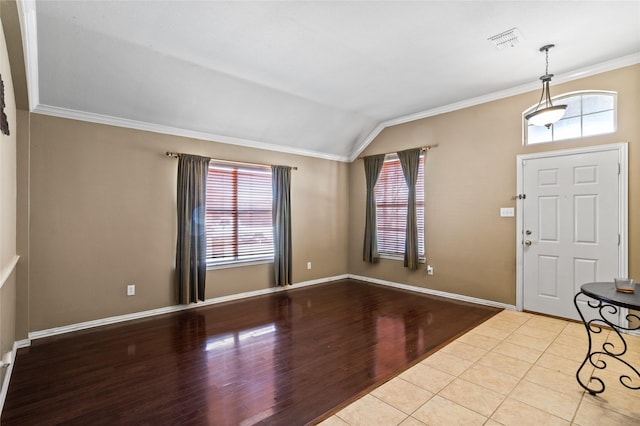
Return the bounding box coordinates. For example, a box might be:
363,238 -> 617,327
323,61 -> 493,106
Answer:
17,0 -> 39,110
557,52 -> 640,83
19,1 -> 349,163
33,104 -> 350,162
349,52 -> 640,161
348,123 -> 387,162
18,0 -> 639,164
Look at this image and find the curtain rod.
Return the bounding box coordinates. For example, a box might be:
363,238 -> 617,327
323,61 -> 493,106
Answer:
165,152 -> 298,170
356,144 -> 438,160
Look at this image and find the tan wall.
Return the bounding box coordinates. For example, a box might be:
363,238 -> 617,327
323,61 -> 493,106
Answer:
349,65 -> 640,305
0,16 -> 17,381
18,58 -> 640,331
14,108 -> 27,340
0,1 -> 27,110
0,18 -> 16,277
28,115 -> 349,331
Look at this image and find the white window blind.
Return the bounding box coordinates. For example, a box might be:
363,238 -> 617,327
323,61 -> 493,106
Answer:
205,163 -> 274,265
374,155 -> 425,258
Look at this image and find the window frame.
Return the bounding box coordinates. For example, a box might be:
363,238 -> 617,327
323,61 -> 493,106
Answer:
523,90 -> 617,146
205,161 -> 274,269
374,153 -> 426,262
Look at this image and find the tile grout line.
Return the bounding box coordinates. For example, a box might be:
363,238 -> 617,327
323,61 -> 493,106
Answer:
349,313 -> 525,425
419,313 -> 534,423
487,316 -> 585,425
551,319 -> 612,426
437,314 -> 579,424
472,315 -> 546,424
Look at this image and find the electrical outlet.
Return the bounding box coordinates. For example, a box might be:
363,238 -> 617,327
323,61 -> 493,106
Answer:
127,284 -> 136,296
307,262 -> 312,270
426,265 -> 434,275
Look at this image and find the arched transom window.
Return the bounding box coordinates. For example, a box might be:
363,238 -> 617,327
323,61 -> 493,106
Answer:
524,91 -> 617,145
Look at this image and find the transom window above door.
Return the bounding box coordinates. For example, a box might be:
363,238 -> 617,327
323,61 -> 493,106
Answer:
524,91 -> 617,145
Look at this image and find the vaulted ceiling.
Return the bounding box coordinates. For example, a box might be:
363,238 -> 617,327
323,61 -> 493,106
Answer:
15,1 -> 640,161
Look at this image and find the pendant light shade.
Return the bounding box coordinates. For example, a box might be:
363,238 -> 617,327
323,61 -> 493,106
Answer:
525,44 -> 566,128
526,104 -> 567,127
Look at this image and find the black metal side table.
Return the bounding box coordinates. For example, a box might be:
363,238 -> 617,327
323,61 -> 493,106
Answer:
574,282 -> 640,395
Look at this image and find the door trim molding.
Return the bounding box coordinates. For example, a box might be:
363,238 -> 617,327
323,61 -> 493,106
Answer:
515,142 -> 629,313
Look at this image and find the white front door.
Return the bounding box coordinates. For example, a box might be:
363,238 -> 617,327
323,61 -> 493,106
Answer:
519,145 -> 626,321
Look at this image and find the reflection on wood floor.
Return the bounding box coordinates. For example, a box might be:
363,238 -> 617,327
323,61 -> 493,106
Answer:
2,279 -> 500,425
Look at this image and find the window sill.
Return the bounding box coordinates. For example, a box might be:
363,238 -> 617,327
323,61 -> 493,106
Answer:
378,254 -> 426,264
207,258 -> 273,270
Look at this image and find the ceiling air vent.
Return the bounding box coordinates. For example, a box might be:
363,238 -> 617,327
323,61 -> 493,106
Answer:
488,27 -> 523,50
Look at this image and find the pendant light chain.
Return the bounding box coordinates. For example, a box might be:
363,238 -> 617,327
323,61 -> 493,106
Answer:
545,47 -> 550,76
543,46 -> 554,109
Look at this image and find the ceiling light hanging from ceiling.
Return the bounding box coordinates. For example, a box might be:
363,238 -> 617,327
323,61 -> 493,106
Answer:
525,44 -> 567,128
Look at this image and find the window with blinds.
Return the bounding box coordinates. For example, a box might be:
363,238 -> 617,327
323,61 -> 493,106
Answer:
205,163 -> 274,266
374,155 -> 425,258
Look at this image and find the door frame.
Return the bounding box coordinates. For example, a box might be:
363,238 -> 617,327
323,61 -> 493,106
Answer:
515,142 -> 628,314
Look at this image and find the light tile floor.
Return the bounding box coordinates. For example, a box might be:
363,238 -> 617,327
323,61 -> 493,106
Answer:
318,310 -> 640,426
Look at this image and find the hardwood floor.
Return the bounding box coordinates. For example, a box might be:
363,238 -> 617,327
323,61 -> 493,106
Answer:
2,279 -> 500,425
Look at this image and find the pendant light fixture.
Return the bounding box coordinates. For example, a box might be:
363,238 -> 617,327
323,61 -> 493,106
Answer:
525,44 -> 567,128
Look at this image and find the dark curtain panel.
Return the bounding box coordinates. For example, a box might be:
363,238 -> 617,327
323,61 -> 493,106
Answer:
272,165 -> 292,286
398,148 -> 421,269
176,154 -> 211,304
363,154 -> 385,263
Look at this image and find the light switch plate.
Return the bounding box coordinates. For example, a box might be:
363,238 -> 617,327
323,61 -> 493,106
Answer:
500,207 -> 515,217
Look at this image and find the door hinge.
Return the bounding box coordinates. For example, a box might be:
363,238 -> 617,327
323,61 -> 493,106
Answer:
619,233 -> 621,246
618,163 -> 621,175
517,194 -> 526,200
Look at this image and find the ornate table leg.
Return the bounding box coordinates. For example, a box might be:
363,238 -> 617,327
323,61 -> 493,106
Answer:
574,292 -> 640,395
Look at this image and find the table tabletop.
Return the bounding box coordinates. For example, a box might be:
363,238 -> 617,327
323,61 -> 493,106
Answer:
580,282 -> 640,311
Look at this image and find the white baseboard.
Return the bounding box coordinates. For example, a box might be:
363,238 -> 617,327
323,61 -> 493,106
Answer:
347,274 -> 516,311
9,273 -> 511,414
27,273 -> 510,341
15,339 -> 30,349
0,339 -> 28,414
28,274 -> 349,341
